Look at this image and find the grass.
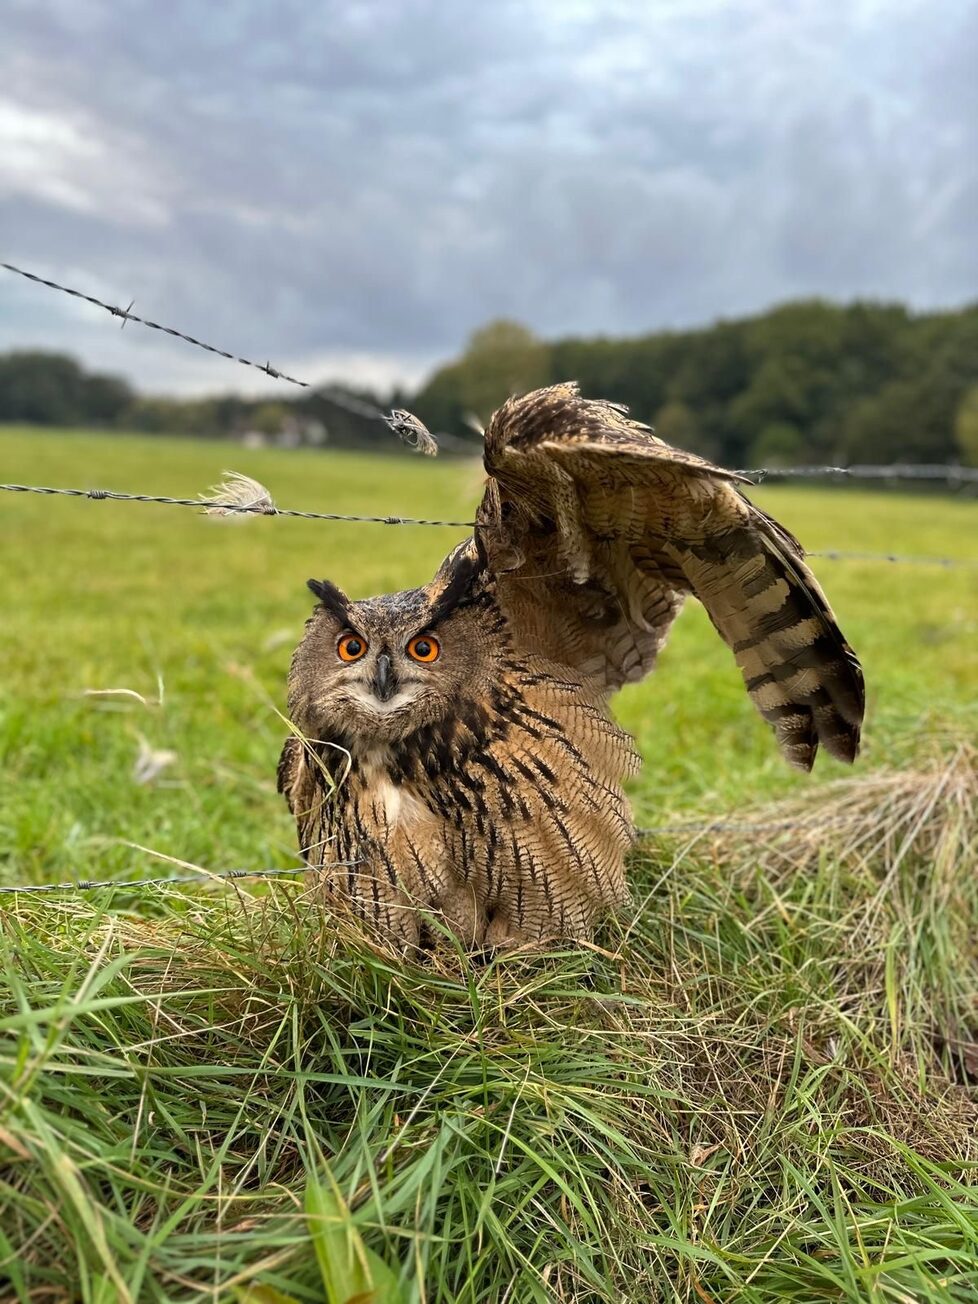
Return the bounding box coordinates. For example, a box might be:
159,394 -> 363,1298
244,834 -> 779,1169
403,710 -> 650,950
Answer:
0,424 -> 976,1301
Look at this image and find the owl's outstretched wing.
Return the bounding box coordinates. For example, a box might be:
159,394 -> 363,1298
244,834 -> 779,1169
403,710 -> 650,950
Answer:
476,383 -> 864,771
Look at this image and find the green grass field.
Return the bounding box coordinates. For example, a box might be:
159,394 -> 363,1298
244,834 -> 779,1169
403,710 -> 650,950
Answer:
1,425 -> 977,1302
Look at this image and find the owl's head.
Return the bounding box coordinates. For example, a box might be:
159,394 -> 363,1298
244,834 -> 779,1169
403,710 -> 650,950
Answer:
287,541 -> 496,748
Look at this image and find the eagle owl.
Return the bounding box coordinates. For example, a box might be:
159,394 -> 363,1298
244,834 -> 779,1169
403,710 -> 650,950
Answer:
278,384 -> 864,947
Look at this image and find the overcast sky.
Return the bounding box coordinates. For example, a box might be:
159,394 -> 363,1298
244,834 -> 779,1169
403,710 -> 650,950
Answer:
1,0 -> 975,397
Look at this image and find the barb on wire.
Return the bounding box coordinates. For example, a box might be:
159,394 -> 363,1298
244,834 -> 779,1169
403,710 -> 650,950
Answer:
1,260 -> 442,455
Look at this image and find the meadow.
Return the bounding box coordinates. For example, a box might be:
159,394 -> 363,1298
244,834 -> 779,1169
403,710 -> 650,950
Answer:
0,425 -> 976,1302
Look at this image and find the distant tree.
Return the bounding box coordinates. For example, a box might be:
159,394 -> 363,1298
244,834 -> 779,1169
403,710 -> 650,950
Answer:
0,351 -> 85,424
955,386 -> 978,466
252,402 -> 288,437
747,422 -> 805,468
728,356 -> 814,442
125,397 -> 181,433
82,373 -> 134,423
842,375 -> 960,463
653,401 -> 700,450
0,351 -> 131,426
668,321 -> 749,411
414,320 -> 550,433
209,393 -> 249,434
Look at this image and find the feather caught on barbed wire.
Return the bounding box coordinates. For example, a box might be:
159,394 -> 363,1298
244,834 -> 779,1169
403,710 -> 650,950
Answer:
386,409 -> 439,456
199,471 -> 277,519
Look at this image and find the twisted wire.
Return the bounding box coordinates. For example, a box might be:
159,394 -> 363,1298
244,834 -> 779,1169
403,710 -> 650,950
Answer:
2,261 -> 309,386
0,862 -> 363,896
0,481 -> 472,527
809,548 -> 977,568
1,260 -> 440,451
0,819 -> 832,895
3,481 -> 975,566
740,463 -> 978,484
635,815 -> 850,838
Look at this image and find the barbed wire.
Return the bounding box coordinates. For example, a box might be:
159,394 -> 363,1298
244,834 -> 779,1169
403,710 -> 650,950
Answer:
0,817 -> 832,895
0,481 -> 473,527
2,480 -> 975,567
635,814 -> 854,838
809,548 -> 977,568
2,261 -> 313,386
739,463 -> 978,484
0,865 -> 323,895
0,260 -> 443,454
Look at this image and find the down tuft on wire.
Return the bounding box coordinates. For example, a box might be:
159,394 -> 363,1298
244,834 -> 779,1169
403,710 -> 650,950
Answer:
200,471 -> 277,518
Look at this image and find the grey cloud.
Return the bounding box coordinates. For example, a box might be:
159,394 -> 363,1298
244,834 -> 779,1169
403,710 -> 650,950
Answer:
1,0 -> 975,395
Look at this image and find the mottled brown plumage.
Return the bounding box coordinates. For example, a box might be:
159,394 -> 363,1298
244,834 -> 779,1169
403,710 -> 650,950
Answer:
280,383 -> 864,947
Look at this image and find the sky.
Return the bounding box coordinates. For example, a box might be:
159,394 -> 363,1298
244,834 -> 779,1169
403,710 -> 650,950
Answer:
1,0 -> 976,397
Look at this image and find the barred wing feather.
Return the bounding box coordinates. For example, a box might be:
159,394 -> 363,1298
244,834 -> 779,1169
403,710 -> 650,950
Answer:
477,383 -> 864,771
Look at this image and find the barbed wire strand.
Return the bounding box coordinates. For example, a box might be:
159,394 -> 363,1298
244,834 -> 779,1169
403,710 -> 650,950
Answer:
635,814 -> 855,838
739,463 -> 978,484
0,865 -> 317,895
2,481 -> 975,566
2,261 -> 313,387
0,260 -> 444,453
6,262 -> 978,475
809,548 -> 977,568
0,481 -> 473,527
0,817 -> 840,895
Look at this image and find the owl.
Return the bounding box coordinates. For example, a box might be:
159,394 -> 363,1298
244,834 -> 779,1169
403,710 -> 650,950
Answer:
278,384 -> 864,948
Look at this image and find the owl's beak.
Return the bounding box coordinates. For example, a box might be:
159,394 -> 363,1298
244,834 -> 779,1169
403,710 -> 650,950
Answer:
372,652 -> 397,702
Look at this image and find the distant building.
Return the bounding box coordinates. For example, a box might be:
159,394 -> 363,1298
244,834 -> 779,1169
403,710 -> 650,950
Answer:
238,417 -> 328,449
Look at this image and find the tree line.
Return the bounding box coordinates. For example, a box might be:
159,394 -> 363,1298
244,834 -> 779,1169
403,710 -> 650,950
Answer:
0,350 -> 407,452
3,297 -> 978,465
411,302 -> 978,467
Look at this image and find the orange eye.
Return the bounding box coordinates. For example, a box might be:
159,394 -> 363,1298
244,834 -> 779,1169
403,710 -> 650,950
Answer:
407,634 -> 440,663
337,633 -> 368,662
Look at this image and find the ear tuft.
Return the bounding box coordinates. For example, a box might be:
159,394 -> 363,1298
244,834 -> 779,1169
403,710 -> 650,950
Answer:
428,541 -> 486,625
307,578 -> 351,623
